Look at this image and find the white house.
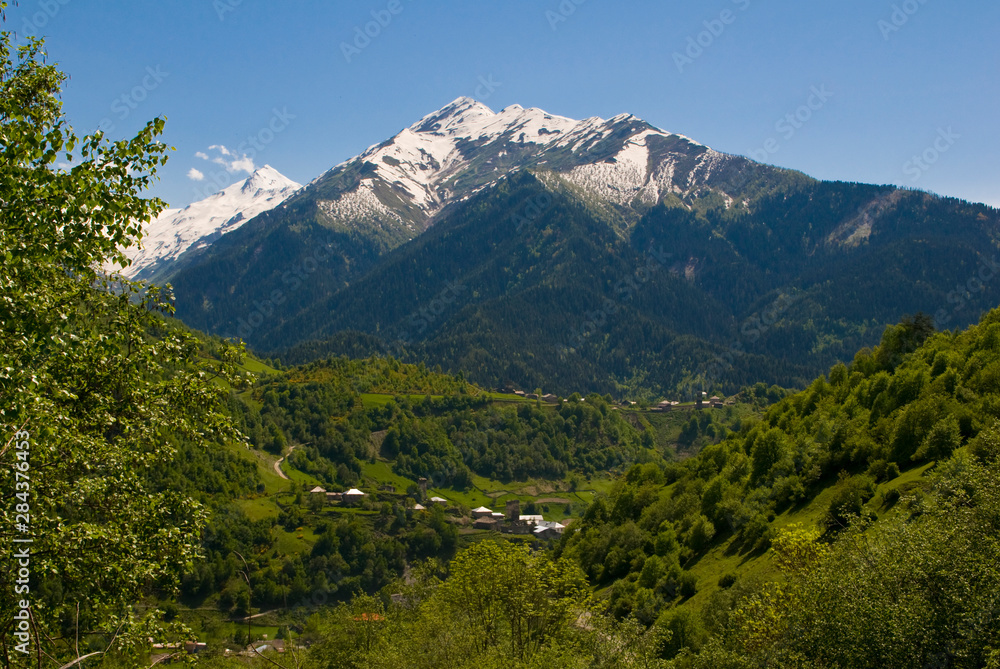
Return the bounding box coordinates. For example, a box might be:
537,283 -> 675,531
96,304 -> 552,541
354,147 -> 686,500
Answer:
344,488 -> 366,505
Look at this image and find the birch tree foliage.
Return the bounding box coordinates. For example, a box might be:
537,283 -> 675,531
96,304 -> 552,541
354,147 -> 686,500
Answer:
0,9 -> 247,663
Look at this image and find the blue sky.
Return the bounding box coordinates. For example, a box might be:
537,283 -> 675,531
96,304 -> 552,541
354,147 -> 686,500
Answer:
8,0 -> 998,208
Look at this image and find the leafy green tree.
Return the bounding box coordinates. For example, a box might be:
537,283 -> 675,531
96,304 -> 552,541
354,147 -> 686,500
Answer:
914,414 -> 962,461
0,18 -> 245,663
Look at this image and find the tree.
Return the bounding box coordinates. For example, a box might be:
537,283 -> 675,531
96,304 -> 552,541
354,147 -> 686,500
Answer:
914,415 -> 962,461
0,16 -> 246,663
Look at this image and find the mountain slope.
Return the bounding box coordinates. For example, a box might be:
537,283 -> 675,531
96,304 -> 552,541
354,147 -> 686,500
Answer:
555,307 -> 1000,665
273,170 -> 1000,396
166,98 -> 802,338
162,99 -> 1000,396
112,165 -> 300,283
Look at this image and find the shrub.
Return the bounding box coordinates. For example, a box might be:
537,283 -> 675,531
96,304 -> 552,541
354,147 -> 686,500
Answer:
718,572 -> 738,588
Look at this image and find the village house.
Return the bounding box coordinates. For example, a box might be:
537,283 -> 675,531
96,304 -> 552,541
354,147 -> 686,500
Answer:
429,496 -> 448,505
472,506 -> 494,518
343,488 -> 366,505
474,516 -> 499,530
533,520 -> 566,540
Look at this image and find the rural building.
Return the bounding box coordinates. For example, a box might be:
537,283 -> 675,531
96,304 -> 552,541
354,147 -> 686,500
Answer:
325,492 -> 342,503
519,514 -> 545,525
412,503 -> 426,511
474,516 -> 499,530
542,393 -> 558,402
472,506 -> 494,518
430,496 -> 448,505
309,486 -> 326,495
344,488 -> 366,505
505,499 -> 521,520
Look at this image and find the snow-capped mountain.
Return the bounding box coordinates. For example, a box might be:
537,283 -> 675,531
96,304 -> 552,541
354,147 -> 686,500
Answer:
312,96 -> 735,234
112,165 -> 301,281
164,97 -> 798,348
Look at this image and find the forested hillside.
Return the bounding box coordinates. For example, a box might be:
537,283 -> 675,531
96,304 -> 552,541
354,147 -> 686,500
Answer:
266,170 -> 1000,400
243,309 -> 1000,669
550,309 -> 1000,666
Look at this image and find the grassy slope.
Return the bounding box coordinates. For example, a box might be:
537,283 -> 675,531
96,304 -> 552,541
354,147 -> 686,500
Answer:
677,459 -> 937,613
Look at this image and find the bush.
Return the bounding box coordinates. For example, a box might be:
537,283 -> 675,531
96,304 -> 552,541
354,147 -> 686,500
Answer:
882,487 -> 901,507
826,474 -> 877,530
718,573 -> 738,589
738,513 -> 773,552
679,571 -> 698,598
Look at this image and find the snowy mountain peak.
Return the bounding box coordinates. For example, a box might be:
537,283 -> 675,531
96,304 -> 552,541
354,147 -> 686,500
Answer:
111,166 -> 301,281
241,164 -> 299,195
322,98 -> 723,227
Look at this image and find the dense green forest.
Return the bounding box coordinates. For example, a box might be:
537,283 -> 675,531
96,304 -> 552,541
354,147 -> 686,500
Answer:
178,308 -> 999,669
255,172 -> 1000,402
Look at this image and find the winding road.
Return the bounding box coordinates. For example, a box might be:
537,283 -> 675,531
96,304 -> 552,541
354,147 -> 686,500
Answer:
272,444 -> 296,480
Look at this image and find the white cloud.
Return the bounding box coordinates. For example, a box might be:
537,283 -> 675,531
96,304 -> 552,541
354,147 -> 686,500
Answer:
194,151 -> 209,160
187,167 -> 205,181
200,144 -> 255,175
228,156 -> 256,173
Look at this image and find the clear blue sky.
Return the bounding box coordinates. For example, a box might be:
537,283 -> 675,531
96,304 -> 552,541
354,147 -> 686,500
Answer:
8,0 -> 998,208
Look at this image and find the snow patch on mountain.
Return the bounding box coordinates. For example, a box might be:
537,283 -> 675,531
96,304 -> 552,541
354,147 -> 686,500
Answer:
318,182 -> 408,230
564,130 -> 660,206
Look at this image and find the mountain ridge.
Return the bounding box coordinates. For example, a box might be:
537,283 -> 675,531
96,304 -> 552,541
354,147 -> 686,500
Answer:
111,164 -> 301,282
157,99 -> 1000,397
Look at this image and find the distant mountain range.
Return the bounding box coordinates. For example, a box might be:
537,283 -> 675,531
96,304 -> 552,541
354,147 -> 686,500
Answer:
145,98 -> 1000,397
111,165 -> 301,283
